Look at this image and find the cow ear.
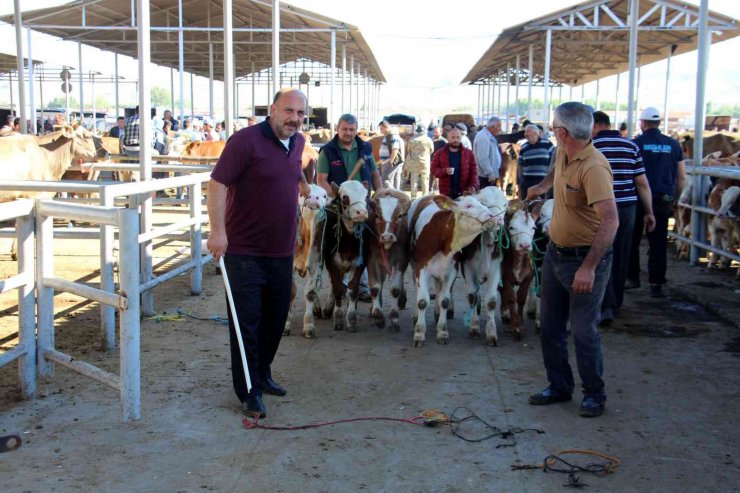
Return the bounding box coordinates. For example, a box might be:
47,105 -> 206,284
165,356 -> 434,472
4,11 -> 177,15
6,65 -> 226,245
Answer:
330,182 -> 340,196
61,125 -> 74,138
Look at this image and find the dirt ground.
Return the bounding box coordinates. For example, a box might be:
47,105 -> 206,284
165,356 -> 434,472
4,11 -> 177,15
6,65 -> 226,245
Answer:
1,218 -> 739,492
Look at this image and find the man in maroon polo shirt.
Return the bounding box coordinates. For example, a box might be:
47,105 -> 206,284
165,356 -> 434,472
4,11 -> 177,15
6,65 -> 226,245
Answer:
207,88 -> 310,418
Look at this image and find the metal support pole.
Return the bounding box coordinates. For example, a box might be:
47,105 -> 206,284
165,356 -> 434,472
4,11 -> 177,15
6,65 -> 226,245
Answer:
663,45 -> 673,134
190,73 -> 194,121
626,0 -> 639,137
341,44 -> 346,115
527,44 -> 533,119
91,72 -> 96,132
118,208 -> 141,421
208,44 -> 214,119
615,72 -> 620,126
100,189 -> 115,350
272,0 -> 280,96
13,0 -> 27,134
189,184 -> 203,295
515,54 -> 520,124
349,55 -> 354,117
116,54 -> 121,117
27,30 -> 36,134
505,63 -> 511,130
17,213 -> 36,398
251,62 -> 256,117
636,60 -> 642,116
178,0 -> 185,127
595,78 -> 600,110
330,30 -> 336,132
581,84 -> 585,102
497,70 -> 502,116
543,29 -> 552,125
364,68 -> 368,129
489,78 -> 493,117
78,42 -> 84,125
690,0 -> 711,264
477,85 -> 481,121
36,207 -> 54,377
138,0 -> 154,316
224,0 -> 234,138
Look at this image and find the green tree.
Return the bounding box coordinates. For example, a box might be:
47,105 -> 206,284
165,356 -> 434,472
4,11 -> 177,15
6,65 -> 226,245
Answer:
151,86 -> 171,108
45,95 -> 78,108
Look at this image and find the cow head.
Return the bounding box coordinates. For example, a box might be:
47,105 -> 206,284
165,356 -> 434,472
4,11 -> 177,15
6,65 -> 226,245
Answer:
303,184 -> 330,211
702,150 -> 723,165
507,208 -> 537,252
373,189 -> 411,248
454,195 -> 495,231
475,186 -> 508,228
332,181 -> 368,222
537,199 -> 554,236
716,186 -> 740,218
71,125 -> 99,162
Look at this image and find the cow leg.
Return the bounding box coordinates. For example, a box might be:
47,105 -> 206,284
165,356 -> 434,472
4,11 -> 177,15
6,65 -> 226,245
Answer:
465,272 -> 482,339
436,267 -> 457,344
525,284 -> 541,332
368,264 -> 386,329
10,238 -> 17,261
708,220 -> 721,269
719,223 -> 732,269
328,268 -> 345,331
346,266 -> 363,332
302,268 -> 321,338
484,259 -> 502,346
512,278 -> 531,340
413,270 -> 432,347
284,279 -> 297,336
388,269 -> 403,332
321,289 -> 335,320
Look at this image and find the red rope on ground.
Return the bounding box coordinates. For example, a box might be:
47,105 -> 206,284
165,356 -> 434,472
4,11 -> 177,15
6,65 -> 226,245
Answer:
243,409 -> 449,431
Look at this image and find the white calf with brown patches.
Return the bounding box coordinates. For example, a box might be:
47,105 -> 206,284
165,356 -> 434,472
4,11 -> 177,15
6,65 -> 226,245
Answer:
408,194 -> 495,347
455,186 -> 509,346
500,205 -> 538,340
366,189 -> 411,331
525,199 -> 553,332
284,184 -> 330,337
708,185 -> 740,273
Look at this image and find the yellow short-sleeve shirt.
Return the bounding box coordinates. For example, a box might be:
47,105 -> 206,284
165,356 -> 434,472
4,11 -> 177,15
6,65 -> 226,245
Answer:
549,142 -> 614,247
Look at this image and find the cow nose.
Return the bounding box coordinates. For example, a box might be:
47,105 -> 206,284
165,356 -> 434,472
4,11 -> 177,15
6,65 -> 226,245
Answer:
381,233 -> 396,242
519,242 -> 531,251
354,209 -> 367,221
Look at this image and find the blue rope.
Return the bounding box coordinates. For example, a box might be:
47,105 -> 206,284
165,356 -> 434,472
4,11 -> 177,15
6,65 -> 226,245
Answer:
354,222 -> 365,267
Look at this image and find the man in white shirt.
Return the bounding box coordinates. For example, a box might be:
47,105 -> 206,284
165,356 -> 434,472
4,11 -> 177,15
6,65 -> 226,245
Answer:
473,116 -> 502,189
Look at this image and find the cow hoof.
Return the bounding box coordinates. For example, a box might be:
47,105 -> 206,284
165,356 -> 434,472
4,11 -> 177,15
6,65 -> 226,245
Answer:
398,291 -> 407,310
468,329 -> 481,339
390,319 -> 400,333
413,339 -> 425,348
446,309 -> 454,320
526,310 -> 536,320
283,327 -> 292,336
333,320 -> 344,331
312,305 -> 322,319
486,336 -> 499,347
436,333 -> 450,345
302,328 -> 316,339
347,325 -> 357,333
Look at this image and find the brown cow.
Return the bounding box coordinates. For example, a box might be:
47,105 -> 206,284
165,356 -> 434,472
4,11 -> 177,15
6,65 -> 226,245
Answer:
499,142 -> 520,197
366,189 -> 411,331
181,140 -> 226,158
680,133 -> 740,160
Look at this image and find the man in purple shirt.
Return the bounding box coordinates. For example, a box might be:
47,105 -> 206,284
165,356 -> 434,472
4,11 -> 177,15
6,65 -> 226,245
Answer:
207,88 -> 310,418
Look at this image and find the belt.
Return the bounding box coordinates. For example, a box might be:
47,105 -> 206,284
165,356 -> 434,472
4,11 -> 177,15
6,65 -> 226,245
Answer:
551,242 -> 591,257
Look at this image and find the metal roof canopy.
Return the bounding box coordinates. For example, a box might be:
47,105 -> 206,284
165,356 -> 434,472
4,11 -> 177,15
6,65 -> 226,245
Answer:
1,0 -> 385,83
462,0 -> 738,86
0,53 -> 41,75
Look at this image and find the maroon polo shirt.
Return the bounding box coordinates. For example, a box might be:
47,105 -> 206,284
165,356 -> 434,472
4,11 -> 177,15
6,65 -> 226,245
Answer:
211,118 -> 305,257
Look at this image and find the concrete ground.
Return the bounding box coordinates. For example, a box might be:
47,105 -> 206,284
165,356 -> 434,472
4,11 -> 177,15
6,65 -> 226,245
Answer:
1,236 -> 739,492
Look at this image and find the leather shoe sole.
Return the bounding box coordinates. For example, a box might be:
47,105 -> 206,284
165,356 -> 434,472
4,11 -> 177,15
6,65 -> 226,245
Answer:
529,391 -> 572,406
242,396 -> 266,418
579,404 -> 604,418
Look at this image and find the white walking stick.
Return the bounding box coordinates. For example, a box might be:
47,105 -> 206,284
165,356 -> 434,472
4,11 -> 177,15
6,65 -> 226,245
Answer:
219,256 -> 252,393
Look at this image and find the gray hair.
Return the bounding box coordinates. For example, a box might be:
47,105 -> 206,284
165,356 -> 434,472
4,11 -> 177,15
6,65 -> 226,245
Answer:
553,102 -> 593,140
525,123 -> 541,136
487,116 -> 501,127
337,113 -> 358,127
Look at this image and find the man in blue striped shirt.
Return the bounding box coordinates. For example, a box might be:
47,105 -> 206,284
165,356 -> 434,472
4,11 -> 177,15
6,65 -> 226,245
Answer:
592,111 -> 655,325
518,124 -> 555,199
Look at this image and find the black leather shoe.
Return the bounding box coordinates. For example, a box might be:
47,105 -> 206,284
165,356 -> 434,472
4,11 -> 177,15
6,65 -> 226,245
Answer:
263,377 -> 287,396
242,394 -> 266,418
649,284 -> 664,298
529,387 -> 572,405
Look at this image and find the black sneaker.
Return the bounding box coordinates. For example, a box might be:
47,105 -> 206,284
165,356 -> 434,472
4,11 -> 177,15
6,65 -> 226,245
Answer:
528,387 -> 572,405
241,394 -> 266,418
579,397 -> 605,417
649,284 -> 664,298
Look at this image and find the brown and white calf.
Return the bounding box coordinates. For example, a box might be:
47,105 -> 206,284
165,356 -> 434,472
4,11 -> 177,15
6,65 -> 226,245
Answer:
500,204 -> 538,340
525,198 -> 553,332
708,184 -> 740,273
366,189 -> 411,331
408,194 -> 495,347
321,180 -> 370,332
284,184 -> 331,338
454,186 -> 509,346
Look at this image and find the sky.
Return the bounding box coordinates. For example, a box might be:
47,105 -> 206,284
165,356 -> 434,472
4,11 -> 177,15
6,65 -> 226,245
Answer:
0,0 -> 738,127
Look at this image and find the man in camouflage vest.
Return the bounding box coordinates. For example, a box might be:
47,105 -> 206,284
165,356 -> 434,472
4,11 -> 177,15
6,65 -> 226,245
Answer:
406,124 -> 435,198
